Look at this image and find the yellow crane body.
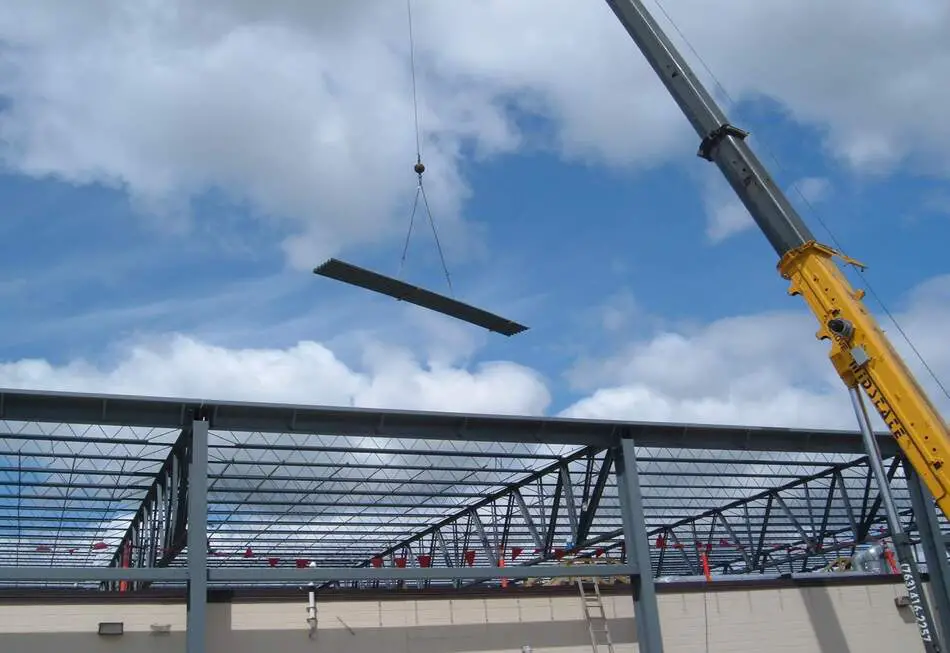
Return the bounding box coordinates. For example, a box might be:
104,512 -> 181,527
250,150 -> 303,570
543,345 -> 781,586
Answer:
779,241 -> 950,515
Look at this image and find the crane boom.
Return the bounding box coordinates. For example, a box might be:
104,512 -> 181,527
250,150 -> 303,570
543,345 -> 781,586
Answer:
602,0 -> 950,517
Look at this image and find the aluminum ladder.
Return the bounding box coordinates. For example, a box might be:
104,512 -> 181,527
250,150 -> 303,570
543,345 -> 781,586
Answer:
577,577 -> 615,652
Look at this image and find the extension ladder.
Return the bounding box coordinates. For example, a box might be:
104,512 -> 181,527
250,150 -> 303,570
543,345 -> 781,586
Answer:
576,577 -> 615,652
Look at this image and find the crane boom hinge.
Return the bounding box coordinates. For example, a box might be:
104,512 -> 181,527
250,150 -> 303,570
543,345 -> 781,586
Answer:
698,123 -> 749,161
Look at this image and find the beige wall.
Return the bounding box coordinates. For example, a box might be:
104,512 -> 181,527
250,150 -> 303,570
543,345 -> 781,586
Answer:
0,580 -> 927,652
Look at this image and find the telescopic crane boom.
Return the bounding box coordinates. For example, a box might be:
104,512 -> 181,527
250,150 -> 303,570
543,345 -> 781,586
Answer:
602,0 -> 950,517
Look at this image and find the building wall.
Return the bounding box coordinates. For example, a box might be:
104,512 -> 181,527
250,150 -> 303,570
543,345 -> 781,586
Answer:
0,580 -> 926,652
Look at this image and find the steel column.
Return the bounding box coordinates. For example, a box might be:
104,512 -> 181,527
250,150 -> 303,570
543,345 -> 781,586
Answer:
187,416 -> 209,653
615,436 -> 663,653
906,460 -> 950,649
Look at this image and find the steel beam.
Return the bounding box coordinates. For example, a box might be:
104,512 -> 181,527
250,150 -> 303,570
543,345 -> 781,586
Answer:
0,387 -> 898,453
470,510 -> 498,566
513,488 -> 543,550
576,449 -> 613,545
187,416 -> 209,653
210,564 -> 637,583
616,436 -> 663,653
0,567 -> 187,582
559,464 -> 579,543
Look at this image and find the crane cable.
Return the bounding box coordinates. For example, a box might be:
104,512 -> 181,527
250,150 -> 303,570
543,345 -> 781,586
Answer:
397,0 -> 454,297
650,0 -> 950,404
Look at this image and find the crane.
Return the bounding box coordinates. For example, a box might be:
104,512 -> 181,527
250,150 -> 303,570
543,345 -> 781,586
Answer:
601,0 -> 949,649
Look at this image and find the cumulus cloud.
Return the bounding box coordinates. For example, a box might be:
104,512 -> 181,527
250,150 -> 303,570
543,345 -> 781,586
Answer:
562,274 -> 950,430
0,0 -> 947,264
702,169 -> 832,244
0,333 -> 552,416
2,274 -> 947,434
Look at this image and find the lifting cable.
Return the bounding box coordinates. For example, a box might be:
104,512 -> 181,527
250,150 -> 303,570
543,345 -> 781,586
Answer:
650,0 -> 950,403
398,0 -> 454,297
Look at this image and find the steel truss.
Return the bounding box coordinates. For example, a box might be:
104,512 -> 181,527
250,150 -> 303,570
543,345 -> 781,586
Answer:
329,450 -> 950,588
3,387 -> 949,653
649,454 -> 920,577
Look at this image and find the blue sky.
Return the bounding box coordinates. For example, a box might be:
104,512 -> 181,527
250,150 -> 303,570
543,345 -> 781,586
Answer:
0,0 -> 948,430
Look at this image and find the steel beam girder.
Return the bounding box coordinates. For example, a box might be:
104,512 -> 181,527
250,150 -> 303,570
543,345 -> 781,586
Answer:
105,427 -> 190,590
0,386 -> 900,453
0,564 -> 637,584
0,567 -> 188,582
215,564 -> 637,583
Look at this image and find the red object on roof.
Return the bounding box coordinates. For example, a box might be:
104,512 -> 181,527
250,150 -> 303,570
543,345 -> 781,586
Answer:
268,558 -> 279,567
511,546 -> 523,560
35,545 -> 51,553
394,557 -> 407,568
91,541 -> 108,550
244,547 -> 254,558
463,550 -> 476,566
417,555 -> 432,568
371,556 -> 383,568
295,559 -> 309,568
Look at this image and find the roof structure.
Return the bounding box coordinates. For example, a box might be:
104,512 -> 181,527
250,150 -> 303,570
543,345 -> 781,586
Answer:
0,387 -> 945,589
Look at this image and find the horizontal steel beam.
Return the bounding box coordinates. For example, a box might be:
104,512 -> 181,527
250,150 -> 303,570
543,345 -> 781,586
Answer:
210,564 -> 638,583
0,567 -> 188,582
0,387 -> 897,453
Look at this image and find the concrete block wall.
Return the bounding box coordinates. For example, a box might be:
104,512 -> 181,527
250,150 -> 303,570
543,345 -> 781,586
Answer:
0,580 -> 928,652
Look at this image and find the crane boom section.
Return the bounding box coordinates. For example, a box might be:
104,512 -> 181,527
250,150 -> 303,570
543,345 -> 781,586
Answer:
602,0 -> 950,516
603,0 -> 814,255
780,242 -> 950,514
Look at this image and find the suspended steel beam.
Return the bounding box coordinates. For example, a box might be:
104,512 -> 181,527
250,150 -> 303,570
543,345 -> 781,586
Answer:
313,258 -> 529,336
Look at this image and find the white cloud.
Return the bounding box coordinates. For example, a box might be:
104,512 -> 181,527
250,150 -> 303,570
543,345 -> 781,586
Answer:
702,170 -> 832,244
2,275 -> 947,435
562,274 -> 950,431
0,0 -> 947,266
795,177 -> 832,204
0,333 -> 552,416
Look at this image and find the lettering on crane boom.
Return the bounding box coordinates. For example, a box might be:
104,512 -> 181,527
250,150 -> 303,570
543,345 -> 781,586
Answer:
901,562 -> 934,642
851,362 -> 911,443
